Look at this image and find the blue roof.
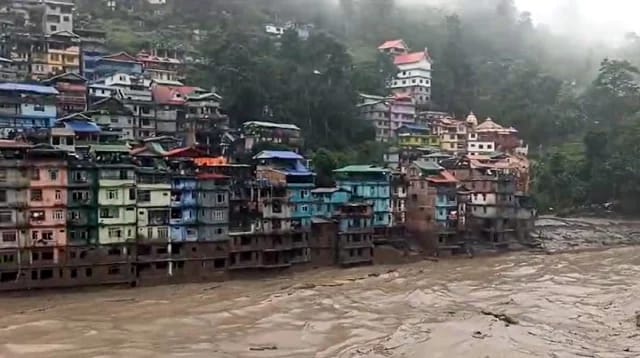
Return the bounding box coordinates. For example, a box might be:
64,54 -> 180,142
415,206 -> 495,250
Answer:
65,120 -> 101,134
253,150 -> 303,160
398,124 -> 430,133
0,83 -> 59,95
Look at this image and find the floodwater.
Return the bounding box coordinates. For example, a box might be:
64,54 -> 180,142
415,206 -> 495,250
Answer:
1,247 -> 640,358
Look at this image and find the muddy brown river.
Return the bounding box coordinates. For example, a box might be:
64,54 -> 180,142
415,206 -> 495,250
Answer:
1,246 -> 640,357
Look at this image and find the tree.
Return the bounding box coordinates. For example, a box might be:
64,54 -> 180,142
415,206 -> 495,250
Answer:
583,59 -> 640,127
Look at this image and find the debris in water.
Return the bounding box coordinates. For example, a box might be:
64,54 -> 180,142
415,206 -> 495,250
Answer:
481,310 -> 519,325
472,331 -> 488,339
249,345 -> 277,351
293,283 -> 316,290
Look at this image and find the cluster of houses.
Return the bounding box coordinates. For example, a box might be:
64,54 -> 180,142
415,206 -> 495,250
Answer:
0,6 -> 537,291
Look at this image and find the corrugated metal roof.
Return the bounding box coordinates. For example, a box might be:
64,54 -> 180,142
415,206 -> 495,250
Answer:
253,150 -> 303,160
65,120 -> 101,134
334,165 -> 390,174
243,121 -> 300,131
0,83 -> 59,95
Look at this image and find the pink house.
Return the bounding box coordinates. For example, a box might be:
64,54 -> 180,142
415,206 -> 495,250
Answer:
26,148 -> 68,256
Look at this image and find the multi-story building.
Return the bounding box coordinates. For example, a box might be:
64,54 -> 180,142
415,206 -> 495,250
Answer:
94,145 -> 137,244
0,141 -> 32,252
237,121 -> 302,154
390,172 -> 408,229
90,97 -> 135,140
431,117 -> 467,154
334,165 -> 391,233
390,50 -> 432,106
43,72 -> 87,116
0,56 -> 17,81
169,169 -> 198,242
428,170 -> 459,253
358,93 -> 391,142
188,91 -> 228,151
389,94 -> 416,136
137,50 -> 185,82
75,27 -> 108,81
197,173 -> 230,242
135,168 -> 171,243
0,83 -> 58,135
26,145 -> 68,261
336,202 -> 374,265
45,31 -> 80,75
67,156 -> 98,245
42,0 -> 74,35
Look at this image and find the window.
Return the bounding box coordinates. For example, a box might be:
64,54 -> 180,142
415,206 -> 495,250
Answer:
0,190 -> 5,202
213,210 -> 225,221
42,231 -> 53,241
69,210 -> 80,220
2,231 -> 16,242
63,15 -> 70,22
31,169 -> 40,180
107,190 -> 118,200
301,205 -> 309,213
48,169 -> 58,181
53,210 -> 64,220
108,228 -> 122,238
110,118 -> 119,124
50,25 -> 57,32
300,190 -> 309,199
216,193 -> 225,204
129,188 -> 136,200
30,189 -> 43,201
158,228 -> 169,240
0,169 -> 6,182
0,211 -> 12,223
137,190 -> 151,202
100,208 -> 119,219
55,190 -> 62,200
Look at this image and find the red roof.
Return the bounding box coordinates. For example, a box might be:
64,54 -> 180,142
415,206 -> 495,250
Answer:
101,52 -> 139,63
427,170 -> 458,184
378,39 -> 407,50
394,51 -> 430,65
152,85 -> 198,105
165,147 -> 204,158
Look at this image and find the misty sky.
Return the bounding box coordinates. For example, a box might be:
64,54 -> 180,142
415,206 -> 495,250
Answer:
516,0 -> 639,38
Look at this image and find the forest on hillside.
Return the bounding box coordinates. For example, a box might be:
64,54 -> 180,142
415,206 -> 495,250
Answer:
76,0 -> 640,214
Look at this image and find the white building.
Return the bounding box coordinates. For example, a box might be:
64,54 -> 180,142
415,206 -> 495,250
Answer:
389,50 -> 432,106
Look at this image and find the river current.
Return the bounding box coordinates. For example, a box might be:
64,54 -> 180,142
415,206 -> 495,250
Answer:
1,247 -> 639,357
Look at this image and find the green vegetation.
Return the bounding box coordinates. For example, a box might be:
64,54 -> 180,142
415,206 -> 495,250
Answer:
76,0 -> 640,211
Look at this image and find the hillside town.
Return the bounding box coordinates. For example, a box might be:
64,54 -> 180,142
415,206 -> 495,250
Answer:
0,1 -> 535,291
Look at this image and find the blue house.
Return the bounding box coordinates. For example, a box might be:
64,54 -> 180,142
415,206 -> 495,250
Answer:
333,165 -> 392,228
311,187 -> 351,218
170,174 -> 199,241
0,83 -> 58,130
254,150 -> 315,230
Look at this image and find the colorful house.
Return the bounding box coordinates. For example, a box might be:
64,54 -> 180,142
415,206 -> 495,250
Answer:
94,145 -> 137,244
196,173 -> 230,241
26,145 -> 68,263
397,124 -> 439,148
0,83 -> 59,131
333,165 -> 392,230
67,156 -> 98,245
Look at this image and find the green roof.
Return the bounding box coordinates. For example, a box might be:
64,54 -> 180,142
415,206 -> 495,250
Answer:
334,165 -> 390,174
91,144 -> 130,153
413,160 -> 443,172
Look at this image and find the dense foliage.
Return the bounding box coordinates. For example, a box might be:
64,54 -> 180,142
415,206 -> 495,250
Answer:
76,0 -> 640,212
